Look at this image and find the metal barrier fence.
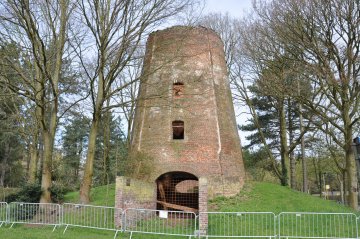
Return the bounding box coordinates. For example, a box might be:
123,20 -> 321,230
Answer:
62,203 -> 120,237
278,212 -> 358,239
0,202 -> 8,227
124,208 -> 197,238
201,212 -> 276,238
0,201 -> 360,239
8,202 -> 61,231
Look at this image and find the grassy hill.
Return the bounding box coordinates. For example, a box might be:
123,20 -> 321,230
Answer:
63,184 -> 116,207
209,182 -> 355,214
62,181 -> 354,213
0,181 -> 356,239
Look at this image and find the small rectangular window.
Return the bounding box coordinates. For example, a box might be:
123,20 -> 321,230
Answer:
172,120 -> 184,140
173,82 -> 184,98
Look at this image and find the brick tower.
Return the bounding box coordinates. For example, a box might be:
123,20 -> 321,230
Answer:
116,26 -> 245,217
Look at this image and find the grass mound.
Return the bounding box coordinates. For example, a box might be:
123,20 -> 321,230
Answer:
64,184 -> 115,206
210,182 -> 355,214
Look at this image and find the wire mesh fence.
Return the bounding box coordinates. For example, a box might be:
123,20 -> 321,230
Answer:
62,203 -> 120,233
200,212 -> 276,238
124,208 -> 197,238
278,212 -> 358,239
0,202 -> 8,227
8,202 -> 61,231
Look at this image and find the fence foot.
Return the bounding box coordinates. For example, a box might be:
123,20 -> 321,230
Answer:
0,222 -> 3,228
114,230 -> 119,239
63,224 -> 69,234
9,223 -> 15,229
52,225 -> 57,232
129,231 -> 133,239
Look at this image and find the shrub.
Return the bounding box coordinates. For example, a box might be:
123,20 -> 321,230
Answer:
5,183 -> 42,203
50,183 -> 68,203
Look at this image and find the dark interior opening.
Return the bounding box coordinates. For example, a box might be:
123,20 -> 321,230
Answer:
156,171 -> 198,213
172,120 -> 184,140
173,82 -> 184,97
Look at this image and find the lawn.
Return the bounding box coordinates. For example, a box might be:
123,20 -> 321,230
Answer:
0,225 -> 188,239
209,182 -> 355,213
0,181 -> 357,238
63,184 -> 115,207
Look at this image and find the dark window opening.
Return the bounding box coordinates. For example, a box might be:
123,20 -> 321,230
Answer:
172,121 -> 184,140
173,82 -> 184,98
156,172 -> 198,213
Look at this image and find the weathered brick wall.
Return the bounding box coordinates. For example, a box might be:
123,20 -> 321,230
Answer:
198,177 -> 208,235
115,176 -> 156,227
130,26 -> 245,198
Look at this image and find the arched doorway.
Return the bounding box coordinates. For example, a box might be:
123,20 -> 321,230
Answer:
156,172 -> 198,212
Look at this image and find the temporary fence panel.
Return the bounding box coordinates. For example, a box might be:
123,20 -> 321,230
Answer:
124,208 -> 197,238
8,202 -> 61,231
0,202 -> 8,227
3,201 -> 360,239
278,212 -> 358,239
201,212 -> 276,238
62,203 -> 119,234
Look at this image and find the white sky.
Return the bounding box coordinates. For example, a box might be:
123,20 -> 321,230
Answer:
204,0 -> 253,18
203,0 -> 254,145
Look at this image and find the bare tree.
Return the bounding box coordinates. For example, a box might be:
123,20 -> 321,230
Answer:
111,51 -> 143,147
76,0 -> 197,203
255,0 -> 360,209
200,13 -> 309,187
198,13 -> 284,182
0,0 -> 75,202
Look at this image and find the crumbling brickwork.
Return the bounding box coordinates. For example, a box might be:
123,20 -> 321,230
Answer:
115,177 -> 156,227
116,25 -> 246,232
130,25 -> 245,196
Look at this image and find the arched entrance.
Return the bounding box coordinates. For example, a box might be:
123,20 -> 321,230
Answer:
156,172 -> 198,213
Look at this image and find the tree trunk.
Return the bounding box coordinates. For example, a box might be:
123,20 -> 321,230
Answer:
337,173 -> 345,204
79,50 -> 105,203
342,172 -> 346,204
39,78 -> 58,204
279,101 -> 289,186
28,135 -> 38,183
103,100 -> 111,185
345,139 -> 358,209
299,103 -> 308,193
0,142 -> 10,187
288,99 -> 296,189
40,131 -> 54,203
80,117 -> 100,203
319,171 -> 324,198
343,102 -> 358,209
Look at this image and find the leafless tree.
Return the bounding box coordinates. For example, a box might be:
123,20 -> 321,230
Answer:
76,0 -> 198,203
254,0 -> 360,209
200,12 -> 309,187
0,0 -> 77,203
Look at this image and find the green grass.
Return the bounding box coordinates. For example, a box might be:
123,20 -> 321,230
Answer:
209,182 -> 355,214
205,182 -> 358,238
1,181 -> 357,238
0,225 -> 188,239
64,184 -> 115,207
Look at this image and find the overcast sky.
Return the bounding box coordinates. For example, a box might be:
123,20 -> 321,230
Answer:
204,0 -> 253,18
203,0 -> 254,144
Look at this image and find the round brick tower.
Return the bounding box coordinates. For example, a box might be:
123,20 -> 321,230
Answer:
129,26 -> 245,210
